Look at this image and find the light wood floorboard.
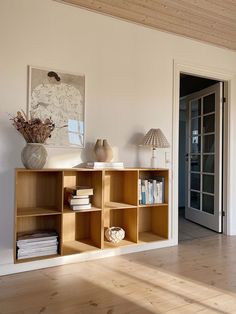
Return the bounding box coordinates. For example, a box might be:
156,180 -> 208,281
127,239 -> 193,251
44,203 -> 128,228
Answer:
1,234 -> 236,313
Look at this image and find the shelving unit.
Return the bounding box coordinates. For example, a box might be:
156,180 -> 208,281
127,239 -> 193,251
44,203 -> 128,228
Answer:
14,168 -> 169,263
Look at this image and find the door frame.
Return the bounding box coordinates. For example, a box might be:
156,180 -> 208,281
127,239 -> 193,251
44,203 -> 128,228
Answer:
172,60 -> 235,240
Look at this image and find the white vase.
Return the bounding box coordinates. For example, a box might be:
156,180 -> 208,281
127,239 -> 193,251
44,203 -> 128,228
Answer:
105,227 -> 125,243
21,143 -> 47,169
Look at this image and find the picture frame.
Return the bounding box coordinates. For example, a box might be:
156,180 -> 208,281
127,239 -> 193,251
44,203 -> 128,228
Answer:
28,66 -> 85,148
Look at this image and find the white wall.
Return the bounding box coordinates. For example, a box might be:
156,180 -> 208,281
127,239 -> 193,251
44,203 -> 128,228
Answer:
1,0 -> 236,273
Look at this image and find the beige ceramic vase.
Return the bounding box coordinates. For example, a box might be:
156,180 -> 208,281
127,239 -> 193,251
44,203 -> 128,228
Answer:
94,139 -> 106,162
94,139 -> 113,162
103,139 -> 113,162
21,143 -> 47,169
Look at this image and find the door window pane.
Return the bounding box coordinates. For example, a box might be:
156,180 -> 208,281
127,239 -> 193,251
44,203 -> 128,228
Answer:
203,114 -> 215,134
203,93 -> 215,114
191,136 -> 201,153
191,117 -> 201,136
191,99 -> 201,118
190,191 -> 200,210
203,134 -> 215,153
191,155 -> 200,172
191,173 -> 200,191
203,155 -> 214,173
203,175 -> 214,194
202,194 -> 214,214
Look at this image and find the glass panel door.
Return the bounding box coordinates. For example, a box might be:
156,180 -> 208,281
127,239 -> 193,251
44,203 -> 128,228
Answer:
185,83 -> 223,232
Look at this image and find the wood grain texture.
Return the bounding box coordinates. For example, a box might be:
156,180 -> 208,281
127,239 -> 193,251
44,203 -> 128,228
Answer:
4,235 -> 236,313
14,168 -> 169,262
58,0 -> 236,51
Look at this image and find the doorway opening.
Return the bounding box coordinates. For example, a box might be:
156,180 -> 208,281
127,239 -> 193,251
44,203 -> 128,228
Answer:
178,73 -> 224,241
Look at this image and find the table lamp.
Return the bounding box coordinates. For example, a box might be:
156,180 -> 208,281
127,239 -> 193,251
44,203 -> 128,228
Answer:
141,128 -> 170,168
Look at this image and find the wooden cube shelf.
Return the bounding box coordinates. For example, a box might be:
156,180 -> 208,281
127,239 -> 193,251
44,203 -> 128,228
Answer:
62,210 -> 102,255
138,205 -> 168,243
16,170 -> 63,214
63,170 -> 103,210
104,170 -> 138,208
15,214 -> 62,263
14,168 -> 169,263
104,208 -> 138,249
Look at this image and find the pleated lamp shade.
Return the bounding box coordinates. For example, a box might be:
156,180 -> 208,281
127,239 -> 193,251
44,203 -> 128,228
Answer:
141,129 -> 170,148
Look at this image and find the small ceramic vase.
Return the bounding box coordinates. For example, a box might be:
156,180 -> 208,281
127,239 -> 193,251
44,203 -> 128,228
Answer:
105,227 -> 125,243
21,143 -> 47,169
94,139 -> 106,162
103,139 -> 113,162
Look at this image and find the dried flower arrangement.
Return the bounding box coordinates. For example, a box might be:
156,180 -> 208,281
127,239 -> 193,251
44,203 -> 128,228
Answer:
10,110 -> 55,143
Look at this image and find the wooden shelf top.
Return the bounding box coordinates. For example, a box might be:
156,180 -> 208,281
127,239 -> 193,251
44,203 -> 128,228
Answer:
104,238 -> 136,249
63,206 -> 102,214
139,203 -> 168,208
63,239 -> 100,255
138,232 -> 167,243
105,202 -> 137,209
17,207 -> 61,217
16,254 -> 60,263
16,167 -> 169,172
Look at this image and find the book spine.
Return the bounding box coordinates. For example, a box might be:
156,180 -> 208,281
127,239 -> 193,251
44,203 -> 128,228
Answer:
138,179 -> 142,204
141,182 -> 146,205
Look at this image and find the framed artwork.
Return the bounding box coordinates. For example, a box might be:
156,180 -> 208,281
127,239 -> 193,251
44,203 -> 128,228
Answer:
28,66 -> 85,148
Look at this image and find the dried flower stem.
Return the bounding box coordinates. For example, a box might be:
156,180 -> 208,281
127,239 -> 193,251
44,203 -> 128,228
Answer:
10,110 -> 55,143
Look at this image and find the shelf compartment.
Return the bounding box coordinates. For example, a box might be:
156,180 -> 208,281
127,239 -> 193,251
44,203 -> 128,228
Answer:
62,210 -> 102,255
104,208 -> 138,246
139,169 -> 169,204
104,170 -> 138,206
17,207 -> 61,217
15,215 -> 62,262
138,206 -> 168,241
16,170 -> 63,212
63,170 -> 103,209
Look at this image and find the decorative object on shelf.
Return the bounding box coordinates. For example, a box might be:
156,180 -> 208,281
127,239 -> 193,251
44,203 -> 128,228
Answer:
10,110 -> 55,169
94,139 -> 106,162
141,128 -> 170,168
21,143 -> 48,169
105,227 -> 125,243
103,139 -> 113,162
28,66 -> 85,148
94,139 -> 113,162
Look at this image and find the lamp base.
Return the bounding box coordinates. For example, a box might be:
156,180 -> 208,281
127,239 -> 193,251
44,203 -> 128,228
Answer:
151,148 -> 157,168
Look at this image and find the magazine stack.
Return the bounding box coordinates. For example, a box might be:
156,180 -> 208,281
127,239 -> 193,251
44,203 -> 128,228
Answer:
17,231 -> 58,260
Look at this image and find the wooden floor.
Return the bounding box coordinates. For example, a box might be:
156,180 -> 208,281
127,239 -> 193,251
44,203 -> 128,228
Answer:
179,215 -> 217,241
1,232 -> 236,313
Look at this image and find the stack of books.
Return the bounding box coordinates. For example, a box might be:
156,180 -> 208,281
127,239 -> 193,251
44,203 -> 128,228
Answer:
139,177 -> 165,205
17,231 -> 58,260
86,162 -> 124,169
66,186 -> 94,211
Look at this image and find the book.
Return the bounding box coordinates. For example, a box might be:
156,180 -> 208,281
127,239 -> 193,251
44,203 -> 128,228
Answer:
71,203 -> 92,211
66,186 -> 93,196
68,195 -> 90,205
155,176 -> 165,203
139,177 -> 165,205
86,162 -> 124,169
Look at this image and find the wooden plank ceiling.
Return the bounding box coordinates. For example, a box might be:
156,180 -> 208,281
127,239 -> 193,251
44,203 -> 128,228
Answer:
57,0 -> 236,51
